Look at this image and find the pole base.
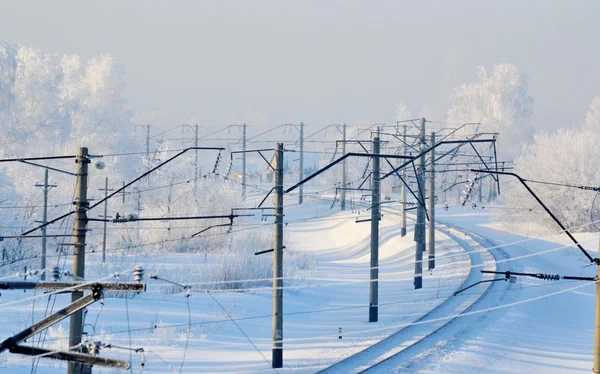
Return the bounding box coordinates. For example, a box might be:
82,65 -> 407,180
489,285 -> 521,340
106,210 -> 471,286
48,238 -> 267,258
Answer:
369,306 -> 378,322
414,276 -> 422,289
428,256 -> 435,270
400,227 -> 406,237
272,349 -> 282,369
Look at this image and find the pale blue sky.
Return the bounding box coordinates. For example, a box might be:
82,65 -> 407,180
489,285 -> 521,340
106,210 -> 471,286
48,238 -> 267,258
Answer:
1,0 -> 598,129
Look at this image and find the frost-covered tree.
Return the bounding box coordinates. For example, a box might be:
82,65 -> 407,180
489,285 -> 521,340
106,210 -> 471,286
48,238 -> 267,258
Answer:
583,96 -> 600,132
0,41 -> 135,262
396,102 -> 411,122
498,97 -> 600,232
447,63 -> 534,158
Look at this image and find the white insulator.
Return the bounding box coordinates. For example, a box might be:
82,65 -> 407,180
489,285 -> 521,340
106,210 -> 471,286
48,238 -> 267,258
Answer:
133,266 -> 144,283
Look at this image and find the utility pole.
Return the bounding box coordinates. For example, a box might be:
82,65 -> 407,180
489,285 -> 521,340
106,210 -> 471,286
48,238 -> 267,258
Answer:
35,169 -> 56,280
479,178 -> 483,204
135,187 -> 142,215
414,118 -> 426,290
272,143 -> 284,369
194,124 -> 199,188
368,137 -> 373,191
68,147 -> 90,374
595,237 -> 600,373
145,124 -> 150,162
299,122 -> 304,205
428,132 -> 436,270
242,123 -> 247,200
488,170 -> 494,202
340,124 -> 347,211
98,177 -> 113,264
400,123 -> 407,237
369,128 -> 381,323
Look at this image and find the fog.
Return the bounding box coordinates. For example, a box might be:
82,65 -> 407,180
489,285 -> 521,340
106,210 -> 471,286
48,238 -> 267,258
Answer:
1,0 -> 598,128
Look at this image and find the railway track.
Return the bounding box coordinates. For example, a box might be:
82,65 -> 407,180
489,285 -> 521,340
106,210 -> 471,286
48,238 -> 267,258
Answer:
318,220 -> 510,373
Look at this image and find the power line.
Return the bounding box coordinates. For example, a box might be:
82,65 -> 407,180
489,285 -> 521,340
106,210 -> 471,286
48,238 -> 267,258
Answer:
33,280 -> 591,346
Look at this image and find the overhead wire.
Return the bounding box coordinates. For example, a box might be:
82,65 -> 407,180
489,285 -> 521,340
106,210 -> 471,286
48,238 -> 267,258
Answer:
34,279 -> 593,349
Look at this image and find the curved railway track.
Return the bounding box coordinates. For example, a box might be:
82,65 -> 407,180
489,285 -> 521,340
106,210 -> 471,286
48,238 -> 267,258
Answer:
318,220 -> 510,373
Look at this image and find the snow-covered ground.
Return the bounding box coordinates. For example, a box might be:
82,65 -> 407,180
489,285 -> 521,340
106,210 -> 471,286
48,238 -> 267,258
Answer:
0,199 -> 598,373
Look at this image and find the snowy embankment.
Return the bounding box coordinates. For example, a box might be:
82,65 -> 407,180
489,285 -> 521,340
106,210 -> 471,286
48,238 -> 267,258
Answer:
390,206 -> 600,374
0,197 -> 472,373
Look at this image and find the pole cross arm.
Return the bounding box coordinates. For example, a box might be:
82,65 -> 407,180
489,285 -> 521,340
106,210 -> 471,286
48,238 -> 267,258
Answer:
191,223 -> 232,238
481,269 -> 597,282
471,169 -> 597,264
453,277 -> 508,296
381,139 -> 497,180
10,344 -> 130,370
0,285 -> 102,354
19,159 -> 78,176
0,155 -> 76,163
20,146 -> 225,237
0,281 -> 146,292
113,213 -> 252,223
285,152 -> 412,194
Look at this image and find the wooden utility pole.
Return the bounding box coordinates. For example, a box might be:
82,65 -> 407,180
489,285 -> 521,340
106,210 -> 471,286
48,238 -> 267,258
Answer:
369,128 -> 381,323
98,177 -> 113,263
35,169 -> 56,280
68,147 -> 90,374
340,124 -> 347,211
428,132 -> 436,270
272,143 -> 284,368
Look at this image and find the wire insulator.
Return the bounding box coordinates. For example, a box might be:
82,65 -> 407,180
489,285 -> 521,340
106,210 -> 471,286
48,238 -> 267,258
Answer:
133,266 -> 144,283
361,158 -> 371,180
329,143 -> 338,163
87,341 -> 100,356
223,159 -> 233,179
139,351 -> 145,372
212,150 -> 223,174
51,266 -> 60,281
538,273 -> 560,281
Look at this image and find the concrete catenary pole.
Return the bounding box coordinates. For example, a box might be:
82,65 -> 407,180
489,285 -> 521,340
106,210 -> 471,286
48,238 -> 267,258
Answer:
414,118 -> 426,289
340,123 -> 347,211
42,169 -> 49,280
242,123 -> 247,200
369,128 -> 381,322
400,123 -> 407,237
428,132 -> 436,270
272,143 -> 284,368
68,147 -> 90,374
299,122 -> 304,204
595,238 -> 600,373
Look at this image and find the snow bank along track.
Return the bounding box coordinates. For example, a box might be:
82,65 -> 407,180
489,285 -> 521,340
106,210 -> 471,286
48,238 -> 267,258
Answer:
318,220 -> 510,373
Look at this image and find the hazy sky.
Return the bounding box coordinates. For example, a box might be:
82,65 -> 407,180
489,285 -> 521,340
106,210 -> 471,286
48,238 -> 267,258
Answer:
1,1 -> 599,130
